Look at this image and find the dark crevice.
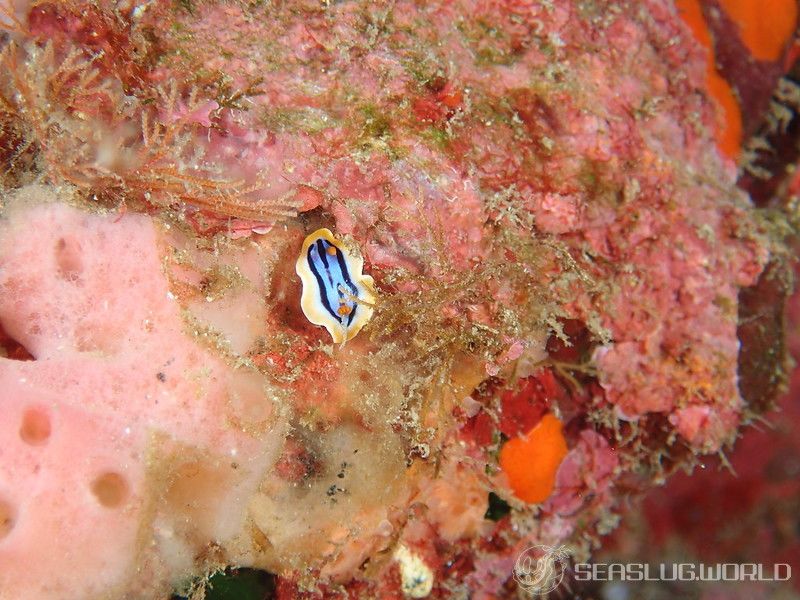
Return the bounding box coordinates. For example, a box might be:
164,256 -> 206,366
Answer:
0,320 -> 34,361
484,491 -> 511,521
171,568 -> 277,600
736,260 -> 791,414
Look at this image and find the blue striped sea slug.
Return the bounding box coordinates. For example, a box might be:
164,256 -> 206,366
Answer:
295,227 -> 377,344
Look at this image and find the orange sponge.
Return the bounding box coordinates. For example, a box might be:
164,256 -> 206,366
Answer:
705,67 -> 742,160
499,413 -> 568,504
675,0 -> 713,47
718,0 -> 798,62
675,0 -> 743,159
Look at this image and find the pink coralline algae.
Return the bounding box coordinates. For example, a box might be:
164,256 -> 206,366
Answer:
0,0 -> 791,599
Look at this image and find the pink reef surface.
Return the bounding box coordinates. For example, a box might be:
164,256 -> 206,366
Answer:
0,1 -> 790,599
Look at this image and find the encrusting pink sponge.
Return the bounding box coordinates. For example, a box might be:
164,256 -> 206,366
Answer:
0,186 -> 282,599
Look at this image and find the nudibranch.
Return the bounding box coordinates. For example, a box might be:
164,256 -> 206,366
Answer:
295,228 -> 377,344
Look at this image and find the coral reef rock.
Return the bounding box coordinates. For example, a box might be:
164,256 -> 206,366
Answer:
0,0 -> 791,598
